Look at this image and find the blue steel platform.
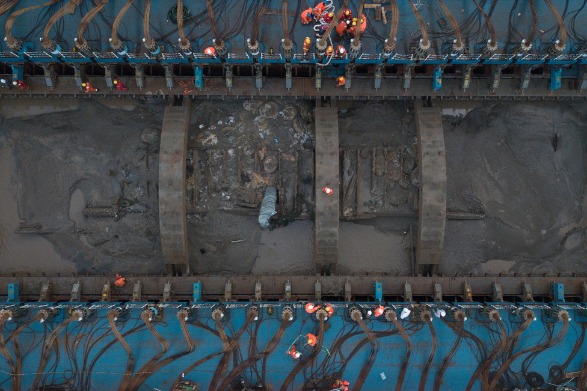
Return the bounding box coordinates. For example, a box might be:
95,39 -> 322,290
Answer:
0,283 -> 586,390
1,0 -> 587,96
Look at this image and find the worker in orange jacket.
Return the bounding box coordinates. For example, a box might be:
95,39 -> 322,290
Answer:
324,303 -> 335,317
332,379 -> 350,391
82,82 -> 98,92
287,345 -> 302,359
313,2 -> 326,18
325,45 -> 334,57
300,7 -> 313,24
114,274 -> 126,287
306,333 -> 317,346
305,302 -> 320,313
374,305 -> 385,317
204,46 -> 216,56
336,76 -> 346,87
336,45 -> 347,57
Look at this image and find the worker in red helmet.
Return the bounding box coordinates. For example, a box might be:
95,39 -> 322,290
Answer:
313,2 -> 326,18
322,186 -> 334,195
81,82 -> 98,92
342,8 -> 352,20
323,11 -> 334,23
300,7 -> 313,24
324,303 -> 335,317
114,274 -> 126,287
336,45 -> 347,57
113,79 -> 128,91
336,76 -> 346,87
204,46 -> 216,56
305,302 -> 320,314
13,80 -> 30,91
332,379 -> 350,391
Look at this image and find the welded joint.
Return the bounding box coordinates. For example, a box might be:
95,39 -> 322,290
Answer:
72,65 -> 84,89
284,280 -> 291,301
463,281 -> 473,302
162,281 -> 173,302
70,281 -> 81,302
403,282 -> 413,302
433,282 -> 443,302
224,280 -> 232,302
101,282 -> 111,302
132,281 -> 142,302
314,281 -> 322,301
39,281 -> 51,302
255,281 -> 262,301
522,282 -> 534,302
492,282 -> 503,302
344,280 -> 351,302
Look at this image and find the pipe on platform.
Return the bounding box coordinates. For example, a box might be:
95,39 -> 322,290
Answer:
383,0 -> 399,54
107,309 -> 134,391
350,307 -> 378,389
349,0 -> 366,55
418,311 -> 437,391
317,0 -> 349,53
433,310 -> 466,391
0,0 -> 19,17
545,0 -> 567,52
385,309 -> 412,391
408,0 -> 430,51
4,0 -> 59,50
75,0 -> 109,51
41,0 -> 82,52
110,0 -> 134,51
177,0 -> 191,52
207,0 -> 225,54
142,0 -> 157,51
473,0 -> 497,53
521,0 -> 538,52
437,0 -> 463,52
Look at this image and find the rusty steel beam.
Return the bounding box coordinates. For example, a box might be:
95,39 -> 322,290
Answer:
159,102 -> 191,273
0,276 -> 585,302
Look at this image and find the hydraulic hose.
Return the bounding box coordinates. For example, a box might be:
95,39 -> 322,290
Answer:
5,0 -> 60,50
386,310 -> 412,391
409,0 -> 430,50
437,0 -> 463,51
473,0 -> 497,51
384,0 -> 399,52
76,0 -> 109,50
110,0 -> 134,50
41,0 -> 82,51
351,309 -> 378,390
418,311 -> 437,391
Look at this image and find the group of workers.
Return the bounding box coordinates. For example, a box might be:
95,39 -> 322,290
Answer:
0,78 -> 31,91
300,2 -> 367,38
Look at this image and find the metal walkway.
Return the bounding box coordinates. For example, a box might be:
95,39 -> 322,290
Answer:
314,105 -> 339,274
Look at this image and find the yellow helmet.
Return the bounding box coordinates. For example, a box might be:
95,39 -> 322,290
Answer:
81,83 -> 86,87
304,37 -> 311,44
113,79 -> 118,84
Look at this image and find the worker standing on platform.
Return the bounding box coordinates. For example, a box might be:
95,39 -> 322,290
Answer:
0,78 -> 9,88
204,47 -> 216,57
335,76 -> 346,87
82,82 -> 98,92
113,79 -> 128,92
303,37 -> 311,56
336,45 -> 347,57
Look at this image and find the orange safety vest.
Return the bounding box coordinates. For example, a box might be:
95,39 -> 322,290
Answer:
204,47 -> 216,56
313,2 -> 326,18
300,8 -> 313,24
336,45 -> 347,56
336,21 -> 347,36
114,274 -> 126,287
305,302 -> 320,313
336,76 -> 346,87
303,38 -> 311,54
306,333 -> 317,346
374,305 -> 385,317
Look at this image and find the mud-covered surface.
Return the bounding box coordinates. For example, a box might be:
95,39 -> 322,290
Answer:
0,99 -> 585,277
443,102 -> 587,275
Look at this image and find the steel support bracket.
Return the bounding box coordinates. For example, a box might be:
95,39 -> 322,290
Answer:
492,282 -> 504,302
285,63 -> 292,91
522,282 -> 534,302
224,64 -> 233,91
71,64 -> 84,88
255,281 -> 262,301
101,282 -> 111,302
39,281 -> 51,302
489,65 -> 502,93
224,280 -> 232,302
42,65 -> 57,89
133,65 -> 145,90
403,65 -> 413,91
132,281 -> 142,302
461,65 -> 474,92
193,281 -> 202,302
284,280 -> 291,301
520,65 -> 533,93
315,66 -> 322,91
254,63 -> 263,90
101,64 -> 114,89
162,281 -> 173,302
433,282 -> 443,302
344,64 -> 354,90
403,282 -> 413,302
344,280 -> 352,302
314,280 -> 322,302
374,63 -> 383,90
7,283 -> 20,302
463,281 -> 473,302
70,281 -> 81,302
164,65 -> 174,90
